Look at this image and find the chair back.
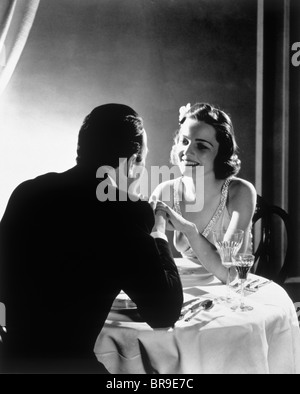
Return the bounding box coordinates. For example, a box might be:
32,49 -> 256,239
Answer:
252,195 -> 290,285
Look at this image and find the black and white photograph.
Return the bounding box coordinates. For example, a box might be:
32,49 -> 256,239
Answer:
0,0 -> 300,376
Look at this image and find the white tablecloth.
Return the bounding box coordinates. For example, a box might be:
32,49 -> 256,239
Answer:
94,259 -> 300,374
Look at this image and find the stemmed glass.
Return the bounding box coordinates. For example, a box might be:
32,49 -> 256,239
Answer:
232,253 -> 255,311
212,229 -> 244,303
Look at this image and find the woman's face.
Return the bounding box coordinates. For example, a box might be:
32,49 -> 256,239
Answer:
176,118 -> 219,177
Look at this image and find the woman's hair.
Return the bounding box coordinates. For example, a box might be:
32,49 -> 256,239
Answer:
170,102 -> 241,179
76,103 -> 146,169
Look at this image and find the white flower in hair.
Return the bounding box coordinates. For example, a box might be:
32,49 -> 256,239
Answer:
179,103 -> 191,122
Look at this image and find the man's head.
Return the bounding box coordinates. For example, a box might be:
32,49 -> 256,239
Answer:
76,104 -> 147,170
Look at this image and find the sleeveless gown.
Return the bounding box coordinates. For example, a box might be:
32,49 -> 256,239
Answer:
172,177 -> 253,266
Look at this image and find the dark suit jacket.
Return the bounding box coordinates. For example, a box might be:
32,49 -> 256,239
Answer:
0,165 -> 183,373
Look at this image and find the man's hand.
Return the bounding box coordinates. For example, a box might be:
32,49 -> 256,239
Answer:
150,196 -> 167,234
155,200 -> 197,236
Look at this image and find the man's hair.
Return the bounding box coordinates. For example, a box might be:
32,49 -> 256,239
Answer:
76,103 -> 145,169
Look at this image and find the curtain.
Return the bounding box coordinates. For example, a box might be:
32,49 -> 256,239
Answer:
0,0 -> 40,95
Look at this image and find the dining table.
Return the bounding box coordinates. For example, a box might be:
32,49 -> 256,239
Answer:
94,258 -> 300,374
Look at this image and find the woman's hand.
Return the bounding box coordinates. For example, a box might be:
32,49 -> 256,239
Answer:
152,209 -> 168,234
155,200 -> 197,236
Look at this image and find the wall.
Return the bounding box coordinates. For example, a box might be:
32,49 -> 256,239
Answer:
0,0 -> 257,219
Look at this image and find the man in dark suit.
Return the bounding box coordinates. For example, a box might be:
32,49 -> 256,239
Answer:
0,104 -> 183,374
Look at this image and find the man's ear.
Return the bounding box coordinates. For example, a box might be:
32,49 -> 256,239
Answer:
128,154 -> 138,177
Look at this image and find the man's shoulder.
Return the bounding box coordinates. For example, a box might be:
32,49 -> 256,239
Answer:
12,172 -> 61,198
4,172 -> 72,218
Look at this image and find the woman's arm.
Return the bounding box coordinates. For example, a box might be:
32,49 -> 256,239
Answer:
150,180 -> 179,232
154,201 -> 228,283
152,180 -> 228,282
153,178 -> 257,283
226,178 -> 257,253
150,180 -> 175,207
183,179 -> 257,281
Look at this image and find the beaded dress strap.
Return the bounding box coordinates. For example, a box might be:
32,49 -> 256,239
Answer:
173,178 -> 182,215
201,178 -> 231,238
173,177 -> 231,238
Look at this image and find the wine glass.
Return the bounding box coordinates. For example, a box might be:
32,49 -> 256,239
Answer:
232,253 -> 255,311
212,229 -> 244,303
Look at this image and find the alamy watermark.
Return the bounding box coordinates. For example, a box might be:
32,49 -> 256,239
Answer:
291,42 -> 300,67
96,158 -> 204,212
0,302 -> 5,327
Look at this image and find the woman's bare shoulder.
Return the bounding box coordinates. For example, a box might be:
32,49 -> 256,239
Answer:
228,177 -> 257,204
229,177 -> 256,194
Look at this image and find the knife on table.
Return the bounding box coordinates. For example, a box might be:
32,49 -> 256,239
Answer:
253,280 -> 272,289
179,298 -> 203,320
245,279 -> 260,289
239,279 -> 271,293
179,299 -> 213,321
184,300 -> 214,322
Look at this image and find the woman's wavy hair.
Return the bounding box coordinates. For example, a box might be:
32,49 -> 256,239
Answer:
170,103 -> 241,179
76,104 -> 146,169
